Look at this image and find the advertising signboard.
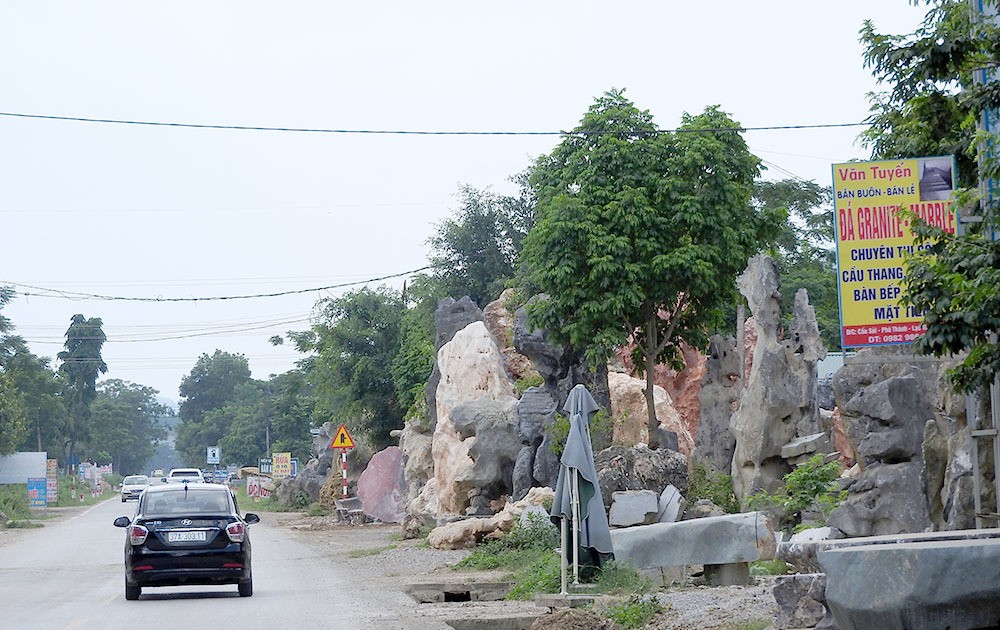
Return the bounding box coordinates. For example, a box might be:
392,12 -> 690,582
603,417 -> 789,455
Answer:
246,475 -> 271,499
258,457 -> 273,476
833,157 -> 957,347
272,452 -> 291,479
46,458 -> 58,503
27,477 -> 47,507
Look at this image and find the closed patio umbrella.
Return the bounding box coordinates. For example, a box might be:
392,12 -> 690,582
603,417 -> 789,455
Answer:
550,384 -> 613,592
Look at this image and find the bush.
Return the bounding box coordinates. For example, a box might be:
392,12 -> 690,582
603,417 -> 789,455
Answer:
0,484 -> 30,521
455,511 -> 559,572
547,409 -> 613,457
686,461 -> 740,514
747,454 -> 846,532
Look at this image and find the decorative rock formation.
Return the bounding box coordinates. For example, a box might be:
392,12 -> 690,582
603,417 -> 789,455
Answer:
594,445 -> 688,509
424,296 -> 484,429
607,371 -> 693,454
484,288 -> 537,381
616,343 -> 707,449
693,334 -> 742,474
828,348 -> 971,536
275,422 -> 338,506
511,386 -> 558,501
449,397 -> 522,515
432,320 -> 517,517
357,446 -> 407,524
512,295 -> 611,419
730,256 -> 827,503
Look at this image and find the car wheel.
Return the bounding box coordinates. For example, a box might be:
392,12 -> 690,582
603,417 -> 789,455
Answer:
238,576 -> 253,597
125,582 -> 141,601
121,496 -> 126,502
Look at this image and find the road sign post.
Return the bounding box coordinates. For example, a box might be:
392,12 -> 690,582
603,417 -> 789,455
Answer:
329,424 -> 355,499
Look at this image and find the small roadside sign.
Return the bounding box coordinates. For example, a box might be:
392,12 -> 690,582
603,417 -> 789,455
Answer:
330,424 -> 355,449
258,457 -> 273,476
272,452 -> 292,478
207,446 -> 220,465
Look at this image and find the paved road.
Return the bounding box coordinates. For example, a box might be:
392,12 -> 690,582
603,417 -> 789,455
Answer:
0,498 -> 450,630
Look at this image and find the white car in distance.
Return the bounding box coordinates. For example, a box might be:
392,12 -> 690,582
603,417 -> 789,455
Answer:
166,467 -> 206,483
120,475 -> 149,502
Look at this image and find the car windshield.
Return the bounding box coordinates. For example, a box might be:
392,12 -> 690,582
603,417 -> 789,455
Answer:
123,476 -> 148,485
143,490 -> 230,517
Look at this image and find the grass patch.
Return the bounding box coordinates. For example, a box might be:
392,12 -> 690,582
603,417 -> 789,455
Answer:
3,520 -> 43,529
232,485 -> 295,512
505,551 -> 561,600
750,558 -> 789,576
598,594 -> 664,629
348,544 -> 397,558
593,560 -> 654,595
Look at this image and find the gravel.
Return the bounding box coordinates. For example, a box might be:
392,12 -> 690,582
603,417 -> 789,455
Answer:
273,513 -> 780,629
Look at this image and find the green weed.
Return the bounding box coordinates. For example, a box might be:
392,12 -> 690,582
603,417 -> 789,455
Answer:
599,594 -> 664,629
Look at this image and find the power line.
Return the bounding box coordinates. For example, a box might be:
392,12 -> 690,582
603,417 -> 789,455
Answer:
1,265 -> 432,303
0,111 -> 870,136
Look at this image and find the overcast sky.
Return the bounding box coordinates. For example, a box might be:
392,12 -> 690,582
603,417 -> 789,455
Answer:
1,2 -> 927,406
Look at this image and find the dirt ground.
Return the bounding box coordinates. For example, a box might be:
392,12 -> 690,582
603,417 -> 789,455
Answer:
270,512 -> 779,630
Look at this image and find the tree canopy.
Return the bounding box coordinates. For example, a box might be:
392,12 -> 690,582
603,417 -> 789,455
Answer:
425,176 -> 535,308
291,286 -> 407,449
90,379 -> 169,475
865,1 -> 1000,391
521,90 -> 782,446
57,314 -> 107,467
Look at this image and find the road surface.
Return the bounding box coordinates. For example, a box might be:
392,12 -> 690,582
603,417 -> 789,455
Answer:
0,498 -> 451,630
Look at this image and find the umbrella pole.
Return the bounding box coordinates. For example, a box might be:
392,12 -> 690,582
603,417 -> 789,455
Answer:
560,516 -> 568,595
571,468 -> 580,585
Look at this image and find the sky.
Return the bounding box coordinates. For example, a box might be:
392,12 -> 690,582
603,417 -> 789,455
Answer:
0,1 -> 929,407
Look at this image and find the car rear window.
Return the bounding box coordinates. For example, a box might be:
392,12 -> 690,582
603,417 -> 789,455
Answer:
144,490 -> 231,517
124,476 -> 148,485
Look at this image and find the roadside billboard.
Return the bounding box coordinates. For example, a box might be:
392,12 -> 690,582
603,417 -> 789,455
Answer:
272,452 -> 291,479
833,157 -> 957,347
0,452 -> 47,485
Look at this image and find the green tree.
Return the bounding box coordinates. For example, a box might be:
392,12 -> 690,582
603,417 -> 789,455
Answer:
860,1 -> 994,190
215,382 -> 268,466
11,349 -> 66,456
521,90 -> 781,447
755,179 -> 839,349
90,379 -> 169,475
175,351 -> 253,463
291,286 -> 405,449
266,369 -> 317,461
0,371 -> 28,455
57,314 -> 107,469
863,1 -> 1000,391
426,175 -> 535,308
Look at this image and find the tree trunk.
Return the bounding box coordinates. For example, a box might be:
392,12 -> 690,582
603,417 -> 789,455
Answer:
644,318 -> 660,449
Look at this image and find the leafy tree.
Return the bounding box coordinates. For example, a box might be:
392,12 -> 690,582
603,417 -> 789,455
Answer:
755,179 -> 839,349
863,1 -> 1000,391
57,314 -> 107,469
426,175 -> 535,308
291,286 -> 405,449
389,288 -> 436,419
0,371 -> 28,455
90,379 -> 169,475
521,90 -> 782,447
10,349 -> 66,456
266,370 -> 317,461
860,1 -> 994,190
215,382 -> 268,466
175,351 -> 253,463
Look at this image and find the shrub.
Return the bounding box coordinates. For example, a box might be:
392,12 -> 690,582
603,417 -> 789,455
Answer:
514,373 -> 544,397
547,409 -> 613,457
455,511 -> 559,572
747,454 -> 846,532
593,560 -> 653,595
686,461 -> 740,514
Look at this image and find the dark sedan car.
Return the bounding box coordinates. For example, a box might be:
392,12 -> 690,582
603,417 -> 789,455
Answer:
113,482 -> 259,600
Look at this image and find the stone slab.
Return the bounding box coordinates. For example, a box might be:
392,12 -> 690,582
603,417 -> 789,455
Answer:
818,535 -> 1000,630
610,511 -> 776,569
533,594 -> 595,609
405,581 -> 513,603
609,490 -> 659,527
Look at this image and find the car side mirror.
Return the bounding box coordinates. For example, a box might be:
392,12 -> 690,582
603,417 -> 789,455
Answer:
244,513 -> 260,525
113,516 -> 131,527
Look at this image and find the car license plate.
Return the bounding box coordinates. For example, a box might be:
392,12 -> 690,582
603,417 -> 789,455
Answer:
167,530 -> 206,542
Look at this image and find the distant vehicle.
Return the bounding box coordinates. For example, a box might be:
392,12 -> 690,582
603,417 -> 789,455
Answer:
113,483 -> 259,600
120,475 -> 149,502
167,468 -> 205,483
152,469 -> 164,477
